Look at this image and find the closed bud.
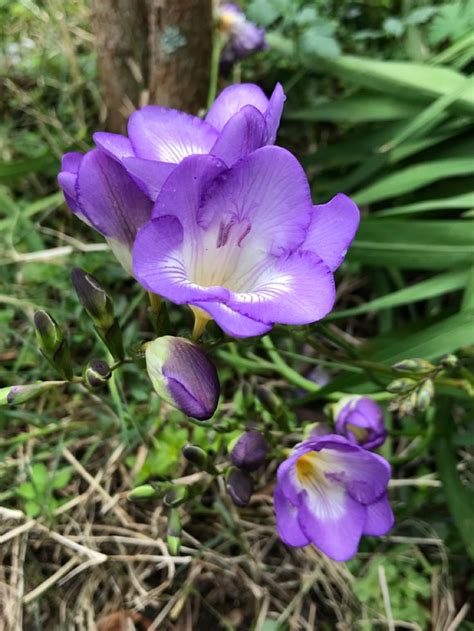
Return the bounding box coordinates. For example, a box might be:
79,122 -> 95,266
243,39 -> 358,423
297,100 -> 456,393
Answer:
416,379 -> 434,412
34,310 -> 73,380
386,378 -> 418,394
334,396 -> 387,450
167,508 -> 182,555
83,359 -> 111,389
127,484 -> 160,501
440,354 -> 459,369
145,336 -> 219,421
1,381 -> 65,406
71,268 -> 115,330
182,444 -> 209,469
255,385 -> 280,414
163,485 -> 189,508
227,468 -> 254,507
230,431 -> 268,471
393,358 -> 434,374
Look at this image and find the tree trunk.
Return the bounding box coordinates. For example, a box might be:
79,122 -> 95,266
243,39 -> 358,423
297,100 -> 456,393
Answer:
91,0 -> 213,133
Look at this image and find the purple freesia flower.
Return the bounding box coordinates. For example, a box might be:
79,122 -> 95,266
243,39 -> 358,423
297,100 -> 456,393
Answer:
335,396 -> 387,450
58,83 -> 285,272
132,148 -> 359,338
218,3 -> 267,67
274,435 -> 393,561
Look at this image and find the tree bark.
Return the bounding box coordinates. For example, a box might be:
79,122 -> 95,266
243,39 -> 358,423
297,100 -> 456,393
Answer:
91,0 -> 213,133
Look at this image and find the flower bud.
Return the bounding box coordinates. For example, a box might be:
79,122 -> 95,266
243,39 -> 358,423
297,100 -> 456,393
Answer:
163,485 -> 189,508
416,378 -> 434,412
127,484 -> 160,501
386,378 -> 418,394
0,381 -> 66,406
83,359 -> 111,389
440,354 -> 459,369
335,396 -> 387,450
227,468 -> 254,507
145,336 -> 219,421
167,508 -> 182,555
392,358 -> 434,374
181,444 -> 218,474
71,268 -> 115,330
230,431 -> 268,471
255,385 -> 280,414
34,310 -> 73,380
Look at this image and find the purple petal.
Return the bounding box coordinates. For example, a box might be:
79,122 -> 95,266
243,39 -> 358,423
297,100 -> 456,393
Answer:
201,146 -> 312,253
76,149 -> 152,246
363,494 -> 394,536
298,488 -> 366,562
336,397 -> 387,450
210,105 -> 266,166
274,486 -> 310,547
264,83 -> 285,144
122,157 -> 176,201
303,194 -> 360,272
132,216 -> 228,304
224,249 -> 335,327
205,83 -> 270,131
128,106 -> 218,162
192,301 -> 273,338
93,132 -> 134,161
58,152 -> 83,214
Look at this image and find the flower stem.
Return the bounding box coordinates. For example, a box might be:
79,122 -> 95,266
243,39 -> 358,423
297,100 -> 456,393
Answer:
261,336 -> 320,393
148,291 -> 162,315
207,29 -> 223,110
192,314 -> 209,342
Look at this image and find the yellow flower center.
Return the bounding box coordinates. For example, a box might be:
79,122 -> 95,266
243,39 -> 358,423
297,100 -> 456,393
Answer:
296,452 -> 318,482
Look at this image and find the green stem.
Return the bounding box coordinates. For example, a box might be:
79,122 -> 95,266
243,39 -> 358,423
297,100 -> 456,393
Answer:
207,30 -> 223,109
261,336 -> 320,393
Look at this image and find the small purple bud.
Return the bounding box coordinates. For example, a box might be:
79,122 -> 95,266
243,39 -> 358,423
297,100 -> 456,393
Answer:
218,3 -> 266,66
227,468 -> 254,507
230,431 -> 268,471
145,336 -> 219,421
335,396 -> 387,450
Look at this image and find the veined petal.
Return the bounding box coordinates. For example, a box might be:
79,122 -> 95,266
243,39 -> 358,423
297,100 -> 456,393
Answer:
274,487 -> 310,547
76,149 -> 152,246
132,216 -> 228,304
205,83 -> 269,131
93,132 -> 134,161
211,105 -> 266,166
58,152 -> 83,214
192,300 -> 272,338
128,106 -> 218,162
201,146 -> 313,253
303,194 -> 360,271
224,249 -> 335,326
298,489 -> 366,562
363,494 -> 394,536
122,157 -> 175,201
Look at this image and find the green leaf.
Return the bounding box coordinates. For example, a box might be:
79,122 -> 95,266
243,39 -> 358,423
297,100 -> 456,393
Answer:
353,157 -> 474,205
17,482 -> 36,500
348,220 -> 474,269
327,269 -> 469,320
374,192 -> 474,217
317,55 -> 474,114
51,467 -> 72,490
286,93 -> 420,123
30,462 -> 50,494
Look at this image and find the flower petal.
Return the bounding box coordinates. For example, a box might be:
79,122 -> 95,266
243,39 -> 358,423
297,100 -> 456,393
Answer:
132,216 -> 228,304
93,132 -> 134,161
224,249 -> 335,327
76,149 -> 152,246
200,146 -> 313,253
128,106 -> 218,162
274,486 -> 310,547
192,300 -> 272,338
210,105 -> 266,166
205,83 -> 269,131
122,157 -> 176,201
298,490 -> 366,562
363,494 -> 394,536
264,83 -> 285,144
58,152 -> 83,214
303,194 -> 360,271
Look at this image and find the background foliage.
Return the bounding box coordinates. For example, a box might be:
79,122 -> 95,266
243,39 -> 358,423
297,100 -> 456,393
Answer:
0,0 -> 473,629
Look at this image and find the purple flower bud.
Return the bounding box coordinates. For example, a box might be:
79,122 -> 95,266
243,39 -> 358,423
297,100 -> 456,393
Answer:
335,397 -> 387,450
145,336 -> 219,421
227,468 -> 254,507
218,3 -> 266,66
230,431 -> 268,471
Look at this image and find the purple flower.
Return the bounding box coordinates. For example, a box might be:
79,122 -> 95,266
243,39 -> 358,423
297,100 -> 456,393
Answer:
132,149 -> 359,338
218,3 -> 267,66
58,83 -> 285,271
274,435 -> 393,561
335,397 -> 387,450
145,336 -> 219,421
230,431 -> 268,471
